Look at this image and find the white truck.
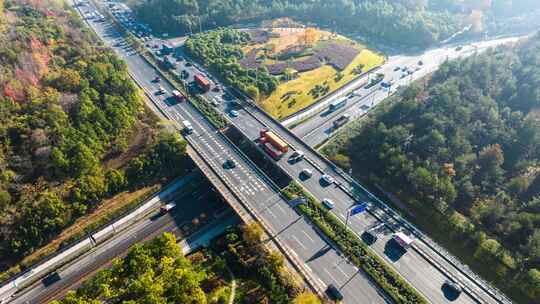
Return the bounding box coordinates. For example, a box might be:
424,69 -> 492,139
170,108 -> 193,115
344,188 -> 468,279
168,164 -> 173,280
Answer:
182,120 -> 193,134
160,203 -> 176,214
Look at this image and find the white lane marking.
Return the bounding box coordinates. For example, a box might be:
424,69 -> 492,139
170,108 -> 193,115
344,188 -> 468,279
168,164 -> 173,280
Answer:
301,230 -> 315,243
324,268 -> 340,284
266,207 -> 277,219
335,264 -> 349,278
291,235 -> 306,249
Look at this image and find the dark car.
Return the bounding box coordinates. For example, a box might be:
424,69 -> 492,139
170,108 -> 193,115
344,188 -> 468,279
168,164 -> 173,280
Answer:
223,159 -> 236,169
42,271 -> 61,286
443,280 -> 463,295
326,284 -> 344,301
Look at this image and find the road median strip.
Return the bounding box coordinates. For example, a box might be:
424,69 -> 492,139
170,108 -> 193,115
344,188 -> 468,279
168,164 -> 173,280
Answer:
281,181 -> 429,304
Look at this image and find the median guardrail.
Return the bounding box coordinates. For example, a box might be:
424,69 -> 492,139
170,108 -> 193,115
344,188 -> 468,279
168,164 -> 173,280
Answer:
238,94 -> 512,304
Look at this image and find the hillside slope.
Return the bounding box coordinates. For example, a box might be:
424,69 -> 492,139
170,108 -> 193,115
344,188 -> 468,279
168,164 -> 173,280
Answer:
0,0 -> 190,277
323,33 -> 540,303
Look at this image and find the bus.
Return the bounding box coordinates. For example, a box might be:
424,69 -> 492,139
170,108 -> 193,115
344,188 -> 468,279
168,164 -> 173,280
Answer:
329,98 -> 347,112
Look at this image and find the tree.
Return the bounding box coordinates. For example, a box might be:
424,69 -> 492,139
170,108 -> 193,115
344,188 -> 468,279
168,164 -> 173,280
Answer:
245,85 -> 260,100
328,153 -> 351,171
293,291 -> 321,304
243,222 -> 263,245
105,169 -> 127,195
520,268 -> 540,300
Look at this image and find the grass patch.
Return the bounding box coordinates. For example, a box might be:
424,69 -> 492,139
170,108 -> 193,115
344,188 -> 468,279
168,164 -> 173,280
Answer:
281,181 -> 428,304
260,49 -> 385,120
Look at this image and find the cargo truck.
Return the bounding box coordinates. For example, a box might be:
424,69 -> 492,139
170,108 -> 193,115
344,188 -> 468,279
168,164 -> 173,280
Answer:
393,232 -> 413,250
160,202 -> 176,214
263,142 -> 283,160
260,129 -> 289,160
194,74 -> 211,92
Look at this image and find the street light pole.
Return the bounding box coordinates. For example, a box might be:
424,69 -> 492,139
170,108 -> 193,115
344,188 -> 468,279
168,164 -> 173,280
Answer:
345,209 -> 351,231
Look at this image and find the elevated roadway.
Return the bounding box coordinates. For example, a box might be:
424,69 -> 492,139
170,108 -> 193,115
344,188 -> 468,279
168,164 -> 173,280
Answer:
38,1 -> 517,303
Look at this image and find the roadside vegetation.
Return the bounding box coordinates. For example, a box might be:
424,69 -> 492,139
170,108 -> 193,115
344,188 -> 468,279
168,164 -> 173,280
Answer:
323,33 -> 540,303
185,27 -> 384,119
0,0 -> 192,282
129,0 -> 463,48
52,227 -> 319,304
282,182 -> 428,304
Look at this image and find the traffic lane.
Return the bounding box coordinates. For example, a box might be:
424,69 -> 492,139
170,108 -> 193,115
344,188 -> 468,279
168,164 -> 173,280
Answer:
81,5 -> 402,303
179,55 -> 474,302
82,6 -> 470,302
275,143 -> 480,303
11,188 -> 222,304
366,229 -> 476,304
168,104 -> 274,202
90,11 -> 275,204
255,193 -> 389,304
293,66 -> 419,141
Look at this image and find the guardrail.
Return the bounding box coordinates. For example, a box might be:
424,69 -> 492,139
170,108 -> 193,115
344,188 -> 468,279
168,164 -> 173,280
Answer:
183,114 -> 328,300
238,97 -> 513,304
86,2 -> 512,301
279,65 -> 382,126
97,11 -> 328,296
0,176 -> 188,303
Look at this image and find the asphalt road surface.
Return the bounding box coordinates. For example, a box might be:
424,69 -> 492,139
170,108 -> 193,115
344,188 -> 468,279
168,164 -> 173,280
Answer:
291,36 -> 523,147
70,2 -> 397,303
75,1 -> 513,303
10,175 -> 236,304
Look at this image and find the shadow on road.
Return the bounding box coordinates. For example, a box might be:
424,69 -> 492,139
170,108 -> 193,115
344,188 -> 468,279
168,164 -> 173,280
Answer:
383,239 -> 406,262
306,245 -> 332,263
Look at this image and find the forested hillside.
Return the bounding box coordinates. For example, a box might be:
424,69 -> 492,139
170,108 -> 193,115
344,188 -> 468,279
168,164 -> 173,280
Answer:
0,0 -> 191,275
130,0 -> 461,47
323,34 -> 540,302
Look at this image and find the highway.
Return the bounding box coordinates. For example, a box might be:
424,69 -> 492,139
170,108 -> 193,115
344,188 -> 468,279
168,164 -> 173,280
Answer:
70,2 -> 396,303
10,174 -> 238,304
289,36 -> 524,147
65,1 -> 515,303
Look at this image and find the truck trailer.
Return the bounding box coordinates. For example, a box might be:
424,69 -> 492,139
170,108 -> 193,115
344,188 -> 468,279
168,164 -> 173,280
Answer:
260,130 -> 288,153
194,74 -> 211,92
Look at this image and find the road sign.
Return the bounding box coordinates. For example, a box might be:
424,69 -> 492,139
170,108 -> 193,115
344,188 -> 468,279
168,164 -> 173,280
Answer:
350,202 -> 368,216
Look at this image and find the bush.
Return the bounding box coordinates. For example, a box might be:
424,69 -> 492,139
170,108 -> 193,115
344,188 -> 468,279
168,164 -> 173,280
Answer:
282,182 -> 427,304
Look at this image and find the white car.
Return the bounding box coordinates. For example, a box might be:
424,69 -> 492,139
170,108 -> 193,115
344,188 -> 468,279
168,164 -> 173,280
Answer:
300,168 -> 313,178
322,198 -> 335,209
321,174 -> 335,185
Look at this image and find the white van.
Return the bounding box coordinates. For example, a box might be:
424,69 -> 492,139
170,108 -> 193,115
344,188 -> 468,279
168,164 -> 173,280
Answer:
182,120 -> 193,134
322,198 -> 335,209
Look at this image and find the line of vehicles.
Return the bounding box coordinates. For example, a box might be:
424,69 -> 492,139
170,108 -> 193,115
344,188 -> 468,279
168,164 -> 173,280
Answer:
101,4 -> 468,300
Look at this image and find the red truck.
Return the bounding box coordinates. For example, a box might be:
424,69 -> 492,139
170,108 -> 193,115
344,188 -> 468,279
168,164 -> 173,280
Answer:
194,74 -> 211,92
260,129 -> 289,159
